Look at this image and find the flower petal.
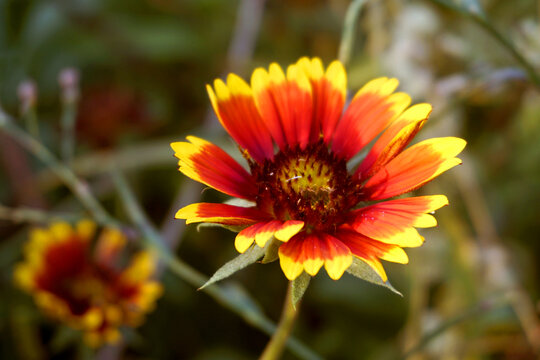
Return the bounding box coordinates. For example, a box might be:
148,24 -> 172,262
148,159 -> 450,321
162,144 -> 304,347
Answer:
235,220 -> 304,253
300,234 -> 325,276
171,136 -> 258,199
278,235 -> 305,280
207,75 -> 274,162
251,63 -> 313,149
363,137 -> 467,200
348,195 -> 449,247
278,233 -> 352,280
356,103 -> 432,180
297,57 -> 347,143
336,229 -> 409,282
175,203 -> 269,225
331,77 -> 411,159
320,233 -> 353,280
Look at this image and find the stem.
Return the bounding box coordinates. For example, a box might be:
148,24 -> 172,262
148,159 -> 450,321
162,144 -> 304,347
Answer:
260,282 -> 300,360
427,0 -> 540,89
472,15 -> 540,88
61,101 -> 77,167
0,114 -> 115,226
110,169 -> 321,360
401,298 -> 507,359
338,0 -> 368,66
226,0 -> 267,72
0,205 -> 80,224
24,108 -> 39,140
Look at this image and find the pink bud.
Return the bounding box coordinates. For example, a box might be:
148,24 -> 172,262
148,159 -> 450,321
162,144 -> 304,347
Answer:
58,68 -> 80,103
17,80 -> 37,110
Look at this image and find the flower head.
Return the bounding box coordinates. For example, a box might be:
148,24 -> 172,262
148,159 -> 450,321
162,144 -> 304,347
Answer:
172,57 -> 465,282
14,221 -> 163,346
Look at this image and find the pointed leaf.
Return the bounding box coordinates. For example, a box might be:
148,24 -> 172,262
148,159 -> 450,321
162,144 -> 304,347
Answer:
346,258 -> 402,296
261,238 -> 280,264
291,272 -> 311,309
199,244 -> 266,290
196,222 -> 248,233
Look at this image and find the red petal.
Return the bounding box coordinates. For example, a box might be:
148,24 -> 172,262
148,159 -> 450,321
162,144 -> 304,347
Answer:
356,103 -> 431,180
363,137 -> 466,200
296,58 -> 347,144
331,78 -> 411,160
175,203 -> 269,225
336,228 -> 409,281
278,232 -> 352,280
251,63 -> 313,149
319,233 -> 353,280
278,234 -> 306,280
348,195 -> 448,247
235,220 -> 304,253
171,136 -> 258,199
207,75 -> 274,162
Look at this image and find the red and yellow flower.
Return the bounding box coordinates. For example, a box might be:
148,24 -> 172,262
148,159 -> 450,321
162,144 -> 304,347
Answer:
14,221 -> 163,346
172,57 -> 465,282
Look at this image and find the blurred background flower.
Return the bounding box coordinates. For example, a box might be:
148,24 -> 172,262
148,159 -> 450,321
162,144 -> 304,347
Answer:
14,221 -> 162,348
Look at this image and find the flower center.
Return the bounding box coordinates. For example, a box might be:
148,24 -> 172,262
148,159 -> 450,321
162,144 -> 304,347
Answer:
35,239 -> 131,316
252,141 -> 359,231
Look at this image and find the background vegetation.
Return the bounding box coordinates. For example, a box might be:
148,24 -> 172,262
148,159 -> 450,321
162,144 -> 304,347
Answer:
1,0 -> 540,358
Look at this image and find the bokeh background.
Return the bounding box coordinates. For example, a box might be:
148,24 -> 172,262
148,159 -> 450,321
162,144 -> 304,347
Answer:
1,0 -> 540,359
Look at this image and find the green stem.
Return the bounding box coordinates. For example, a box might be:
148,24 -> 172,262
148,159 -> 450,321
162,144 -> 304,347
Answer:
24,108 -> 40,140
61,101 -> 77,167
401,298 -> 507,359
338,0 -> 368,66
427,0 -> 540,89
259,282 -> 301,360
0,114 -> 115,226
110,169 -> 321,360
0,205 -> 81,224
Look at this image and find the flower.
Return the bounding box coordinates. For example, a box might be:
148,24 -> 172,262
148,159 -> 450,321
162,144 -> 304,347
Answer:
14,221 -> 163,346
172,57 -> 466,282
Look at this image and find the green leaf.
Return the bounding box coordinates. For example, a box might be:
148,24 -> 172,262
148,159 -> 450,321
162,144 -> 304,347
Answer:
199,244 -> 266,290
291,272 -> 311,309
261,238 -> 280,264
346,258 -> 402,296
196,222 -> 247,233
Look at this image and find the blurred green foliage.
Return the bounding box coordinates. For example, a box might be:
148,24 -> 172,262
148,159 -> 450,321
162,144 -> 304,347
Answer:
1,0 -> 540,359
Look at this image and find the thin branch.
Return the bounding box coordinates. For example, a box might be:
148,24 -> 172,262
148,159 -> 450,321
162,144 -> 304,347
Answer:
0,205 -> 80,224
427,0 -> 540,89
453,156 -> 540,354
226,0 -> 267,73
338,0 -> 369,66
59,68 -> 80,167
0,113 -> 116,227
401,297 -> 508,359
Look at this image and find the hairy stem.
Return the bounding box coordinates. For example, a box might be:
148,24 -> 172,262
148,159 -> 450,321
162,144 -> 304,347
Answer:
259,282 -> 302,360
